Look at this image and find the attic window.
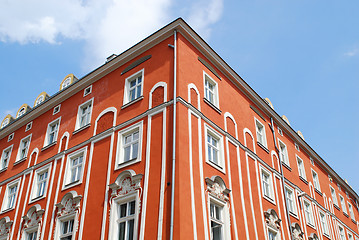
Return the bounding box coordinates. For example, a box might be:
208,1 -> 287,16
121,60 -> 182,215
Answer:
35,95 -> 45,106
8,133 -> 14,142
25,122 -> 32,132
53,105 -> 61,115
1,118 -> 9,128
294,143 -> 300,151
61,77 -> 71,90
17,107 -> 26,118
84,86 -> 92,97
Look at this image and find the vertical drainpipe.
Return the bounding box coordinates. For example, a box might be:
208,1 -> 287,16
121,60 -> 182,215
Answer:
169,29 -> 177,240
270,117 -> 294,240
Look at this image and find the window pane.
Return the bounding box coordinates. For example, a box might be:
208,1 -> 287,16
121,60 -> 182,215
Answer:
118,222 -> 126,240
120,203 -> 127,218
124,146 -> 131,162
211,221 -> 222,240
128,219 -> 134,240
129,201 -> 135,215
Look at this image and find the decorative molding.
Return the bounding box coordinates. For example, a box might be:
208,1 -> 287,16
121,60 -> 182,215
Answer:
0,217 -> 13,239
264,209 -> 281,230
109,170 -> 143,197
205,176 -> 231,202
22,204 -> 44,230
308,233 -> 319,240
55,191 -> 82,217
291,222 -> 304,240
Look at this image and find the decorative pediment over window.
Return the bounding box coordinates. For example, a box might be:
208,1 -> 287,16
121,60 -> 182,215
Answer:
264,209 -> 281,230
22,204 -> 44,229
291,222 -> 304,240
0,217 -> 13,240
55,191 -> 82,217
308,233 -> 319,240
205,176 -> 231,202
109,170 -> 143,197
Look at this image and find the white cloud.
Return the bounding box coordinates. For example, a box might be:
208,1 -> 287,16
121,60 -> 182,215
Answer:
344,47 -> 359,57
187,0 -> 224,39
0,0 -> 224,69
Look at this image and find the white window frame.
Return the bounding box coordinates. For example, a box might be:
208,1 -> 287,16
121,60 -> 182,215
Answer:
35,95 -> 45,107
348,232 -> 354,240
331,186 -> 339,206
338,224 -> 346,240
1,178 -> 20,212
24,229 -> 38,240
278,139 -> 289,166
83,85 -> 92,97
285,186 -> 297,215
8,133 -> 14,142
348,202 -> 355,220
62,147 -> 87,190
61,77 -> 71,90
208,196 -> 230,240
296,156 -> 306,180
267,227 -> 280,240
1,118 -> 9,128
44,117 -> 61,147
16,134 -> 32,162
295,142 -> 300,151
311,169 -> 321,191
340,194 -> 347,214
25,122 -> 32,132
17,107 -> 26,118
204,124 -> 225,173
123,69 -> 144,105
260,166 -> 275,203
115,121 -> 143,170
30,163 -> 52,203
53,104 -> 61,115
319,210 -> 329,236
303,199 -> 315,227
108,192 -> 139,240
75,98 -> 93,130
55,213 -> 77,240
0,145 -> 13,171
255,118 -> 267,148
277,127 -> 283,136
203,72 -> 219,108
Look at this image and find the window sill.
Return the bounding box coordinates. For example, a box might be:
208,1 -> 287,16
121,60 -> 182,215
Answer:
115,158 -> 141,170
306,222 -> 316,230
62,180 -> 81,191
0,167 -> 7,173
257,142 -> 269,153
299,176 -> 308,185
351,219 -> 357,224
263,195 -> 276,205
29,195 -> 45,204
334,204 -> 341,211
281,162 -> 292,171
14,157 -> 27,166
203,98 -> 222,114
314,188 -> 323,196
73,123 -> 91,135
41,141 -> 57,151
289,211 -> 299,219
206,160 -> 225,174
121,96 -> 144,109
1,207 -> 14,214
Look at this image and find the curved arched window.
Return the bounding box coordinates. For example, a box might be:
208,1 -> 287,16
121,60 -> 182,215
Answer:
17,107 -> 26,118
35,95 -> 44,106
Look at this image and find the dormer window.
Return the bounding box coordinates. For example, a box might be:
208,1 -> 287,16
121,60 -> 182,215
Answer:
60,74 -> 77,91
17,107 -> 26,118
61,77 -> 71,90
35,95 -> 44,106
1,118 -> 9,128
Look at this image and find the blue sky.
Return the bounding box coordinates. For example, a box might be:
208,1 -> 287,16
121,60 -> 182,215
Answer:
0,0 -> 358,192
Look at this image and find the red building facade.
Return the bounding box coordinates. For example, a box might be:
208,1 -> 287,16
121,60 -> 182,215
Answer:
0,18 -> 357,240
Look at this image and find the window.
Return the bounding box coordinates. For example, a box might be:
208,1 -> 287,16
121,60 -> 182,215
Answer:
59,218 -> 74,240
331,186 -> 338,206
338,225 -> 346,240
31,164 -> 51,201
35,95 -> 45,106
17,107 -> 26,118
348,232 -> 354,240
17,135 -> 31,161
116,122 -> 143,169
75,99 -> 93,130
312,170 -> 320,191
26,231 -> 38,240
110,193 -> 139,240
83,85 -> 92,97
8,133 -> 14,142
285,186 -> 297,214
278,139 -> 289,166
205,125 -> 224,171
1,118 -> 9,128
210,202 -> 224,240
303,200 -> 315,226
277,127 -> 283,136
295,143 -> 300,151
61,77 -> 71,90
25,122 -> 32,132
44,118 -> 60,146
261,168 -> 274,200
63,148 -> 87,189
296,156 -> 306,180
340,195 -> 347,214
255,118 -> 267,147
348,202 -> 355,220
53,105 -> 61,115
0,146 -> 12,170
1,179 -> 20,211
204,72 -> 219,107
123,69 -> 143,105
319,211 -> 329,236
